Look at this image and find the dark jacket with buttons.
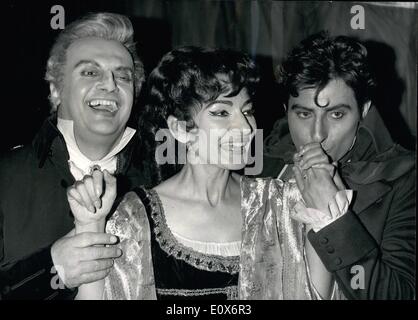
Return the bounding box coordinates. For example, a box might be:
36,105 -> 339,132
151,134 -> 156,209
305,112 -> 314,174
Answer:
260,107 -> 416,299
0,115 -> 155,299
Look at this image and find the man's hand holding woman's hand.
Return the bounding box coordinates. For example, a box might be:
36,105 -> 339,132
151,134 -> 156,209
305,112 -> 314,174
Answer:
52,169 -> 119,289
51,229 -> 121,288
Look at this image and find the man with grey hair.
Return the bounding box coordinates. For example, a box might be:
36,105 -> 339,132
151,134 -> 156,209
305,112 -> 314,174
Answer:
0,12 -> 153,299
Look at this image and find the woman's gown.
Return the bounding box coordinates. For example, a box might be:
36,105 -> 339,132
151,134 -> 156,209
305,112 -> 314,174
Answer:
102,177 -> 330,299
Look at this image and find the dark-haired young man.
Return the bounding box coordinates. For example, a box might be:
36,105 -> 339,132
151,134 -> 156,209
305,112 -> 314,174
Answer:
261,32 -> 415,299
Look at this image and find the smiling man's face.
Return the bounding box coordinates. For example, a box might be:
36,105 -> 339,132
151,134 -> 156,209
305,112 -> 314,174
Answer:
56,37 -> 134,141
287,78 -> 370,162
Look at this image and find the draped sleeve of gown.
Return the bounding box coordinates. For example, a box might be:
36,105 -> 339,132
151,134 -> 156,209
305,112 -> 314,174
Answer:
102,191 -> 157,300
239,176 -> 337,300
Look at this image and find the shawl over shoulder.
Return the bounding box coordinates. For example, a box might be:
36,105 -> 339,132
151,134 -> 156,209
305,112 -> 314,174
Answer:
103,191 -> 156,300
239,177 -> 316,299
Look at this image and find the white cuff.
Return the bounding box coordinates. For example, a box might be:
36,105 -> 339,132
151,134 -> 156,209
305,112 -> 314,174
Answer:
291,190 -> 353,232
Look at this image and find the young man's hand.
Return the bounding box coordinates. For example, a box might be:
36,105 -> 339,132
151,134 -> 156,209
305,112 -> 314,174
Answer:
293,142 -> 345,190
293,142 -> 347,214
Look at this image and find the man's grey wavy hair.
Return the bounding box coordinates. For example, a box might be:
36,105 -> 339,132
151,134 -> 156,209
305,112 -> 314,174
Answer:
45,12 -> 145,112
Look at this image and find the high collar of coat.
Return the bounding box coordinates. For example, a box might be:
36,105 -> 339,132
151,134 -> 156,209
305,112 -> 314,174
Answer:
32,113 -> 139,175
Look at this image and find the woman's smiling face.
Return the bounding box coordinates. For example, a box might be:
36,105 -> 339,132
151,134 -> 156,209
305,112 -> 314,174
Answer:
188,88 -> 257,170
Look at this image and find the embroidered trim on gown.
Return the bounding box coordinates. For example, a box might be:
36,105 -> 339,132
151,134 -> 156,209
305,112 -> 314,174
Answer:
102,177 -> 335,300
103,188 -> 239,300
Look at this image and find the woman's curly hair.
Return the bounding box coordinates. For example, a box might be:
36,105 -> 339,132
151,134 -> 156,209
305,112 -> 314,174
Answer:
139,46 -> 260,183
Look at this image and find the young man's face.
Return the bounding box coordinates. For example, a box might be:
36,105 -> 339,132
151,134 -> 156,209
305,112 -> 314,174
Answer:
56,37 -> 135,141
287,78 -> 369,162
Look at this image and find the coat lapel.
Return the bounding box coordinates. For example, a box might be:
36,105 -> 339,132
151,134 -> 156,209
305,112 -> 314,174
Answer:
348,180 -> 392,214
33,115 -> 74,187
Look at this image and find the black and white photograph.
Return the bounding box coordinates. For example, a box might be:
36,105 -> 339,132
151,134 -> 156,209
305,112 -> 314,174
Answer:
0,0 -> 416,307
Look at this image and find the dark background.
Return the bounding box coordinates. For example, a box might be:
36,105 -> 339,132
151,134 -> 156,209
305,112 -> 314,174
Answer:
1,0 -> 416,154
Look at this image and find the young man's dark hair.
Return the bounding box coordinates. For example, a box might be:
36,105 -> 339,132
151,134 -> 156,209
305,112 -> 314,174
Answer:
277,31 -> 376,111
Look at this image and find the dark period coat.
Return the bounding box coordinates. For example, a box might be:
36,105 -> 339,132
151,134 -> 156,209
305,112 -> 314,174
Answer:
260,107 -> 416,299
0,115 -> 154,299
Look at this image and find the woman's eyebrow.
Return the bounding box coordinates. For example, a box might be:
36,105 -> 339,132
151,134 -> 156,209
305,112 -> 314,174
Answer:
205,99 -> 253,109
205,100 -> 233,109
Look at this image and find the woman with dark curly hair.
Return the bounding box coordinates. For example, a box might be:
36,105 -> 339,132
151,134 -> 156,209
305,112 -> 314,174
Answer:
68,46 -> 338,300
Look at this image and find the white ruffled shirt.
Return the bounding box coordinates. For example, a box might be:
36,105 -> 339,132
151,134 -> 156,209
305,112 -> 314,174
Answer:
292,188 -> 353,232
278,164 -> 353,232
57,118 -> 136,181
